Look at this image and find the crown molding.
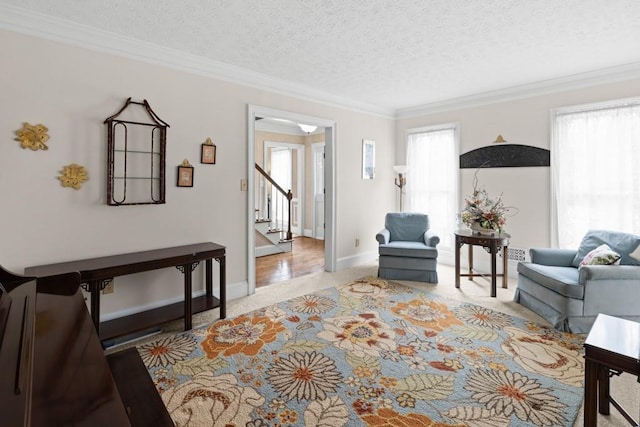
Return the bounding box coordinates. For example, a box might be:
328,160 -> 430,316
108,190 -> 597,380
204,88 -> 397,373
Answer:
255,119 -> 311,136
396,62 -> 640,119
0,4 -> 395,119
2,4 -> 639,121
256,121 -> 303,136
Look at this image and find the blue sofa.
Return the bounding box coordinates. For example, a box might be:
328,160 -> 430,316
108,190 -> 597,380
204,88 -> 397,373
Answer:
514,230 -> 640,333
376,213 -> 440,283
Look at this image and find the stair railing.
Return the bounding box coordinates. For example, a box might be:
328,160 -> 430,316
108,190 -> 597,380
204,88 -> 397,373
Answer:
255,163 -> 293,242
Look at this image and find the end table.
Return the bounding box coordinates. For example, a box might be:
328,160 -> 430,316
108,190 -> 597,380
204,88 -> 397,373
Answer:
454,229 -> 510,297
583,313 -> 640,426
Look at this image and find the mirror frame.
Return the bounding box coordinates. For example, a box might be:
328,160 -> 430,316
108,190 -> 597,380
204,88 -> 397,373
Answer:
362,139 -> 375,179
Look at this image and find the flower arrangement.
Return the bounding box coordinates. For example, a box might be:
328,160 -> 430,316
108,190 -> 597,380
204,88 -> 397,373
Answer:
460,172 -> 515,234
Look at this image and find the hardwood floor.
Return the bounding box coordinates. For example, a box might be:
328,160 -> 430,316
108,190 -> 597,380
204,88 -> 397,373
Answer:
255,236 -> 325,288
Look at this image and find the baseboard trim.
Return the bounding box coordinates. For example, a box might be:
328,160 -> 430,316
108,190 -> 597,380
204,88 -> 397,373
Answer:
336,251 -> 378,271
98,279 -> 248,322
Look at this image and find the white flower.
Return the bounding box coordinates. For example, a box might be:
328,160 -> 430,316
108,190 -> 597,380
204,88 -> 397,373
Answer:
162,372 -> 264,427
318,312 -> 396,358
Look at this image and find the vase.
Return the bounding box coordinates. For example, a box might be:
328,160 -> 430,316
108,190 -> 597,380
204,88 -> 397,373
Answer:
470,221 -> 497,236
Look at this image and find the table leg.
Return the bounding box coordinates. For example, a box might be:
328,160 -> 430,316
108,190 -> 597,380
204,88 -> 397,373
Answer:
490,243 -> 497,297
205,259 -> 213,297
89,280 -> 101,335
598,365 -> 610,415
584,359 -> 598,427
468,244 -> 474,281
502,245 -> 509,288
182,263 -> 193,331
217,255 -> 226,319
455,238 -> 461,288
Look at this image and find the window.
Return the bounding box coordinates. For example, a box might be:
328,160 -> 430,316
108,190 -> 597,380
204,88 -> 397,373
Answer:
270,147 -> 292,224
405,124 -> 459,250
551,98 -> 640,248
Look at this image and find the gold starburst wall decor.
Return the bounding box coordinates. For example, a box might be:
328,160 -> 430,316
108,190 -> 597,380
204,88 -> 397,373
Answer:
15,122 -> 50,150
58,163 -> 88,189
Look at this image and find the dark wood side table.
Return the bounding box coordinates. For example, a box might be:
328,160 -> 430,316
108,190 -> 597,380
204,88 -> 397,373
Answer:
454,229 -> 510,297
25,242 -> 226,342
584,313 -> 640,427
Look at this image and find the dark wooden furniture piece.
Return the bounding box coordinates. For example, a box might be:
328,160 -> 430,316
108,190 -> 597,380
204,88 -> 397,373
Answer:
454,229 -> 510,297
584,313 -> 640,427
0,266 -> 173,426
24,242 -> 226,342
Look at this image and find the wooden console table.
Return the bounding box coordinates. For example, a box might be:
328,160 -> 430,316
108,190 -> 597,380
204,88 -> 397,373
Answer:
584,313 -> 640,427
454,230 -> 510,297
25,242 -> 226,341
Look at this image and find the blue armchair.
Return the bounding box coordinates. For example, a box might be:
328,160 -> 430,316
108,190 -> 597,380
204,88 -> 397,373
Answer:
514,230 -> 640,333
376,213 -> 440,283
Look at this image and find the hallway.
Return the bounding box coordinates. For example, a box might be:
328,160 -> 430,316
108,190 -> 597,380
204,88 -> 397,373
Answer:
255,236 -> 325,288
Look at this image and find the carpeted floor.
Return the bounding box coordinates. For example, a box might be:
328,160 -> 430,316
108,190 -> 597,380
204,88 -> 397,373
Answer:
124,262 -> 639,426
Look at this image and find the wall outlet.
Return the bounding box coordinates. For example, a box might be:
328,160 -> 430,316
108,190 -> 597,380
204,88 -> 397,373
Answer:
102,281 -> 114,294
240,179 -> 248,191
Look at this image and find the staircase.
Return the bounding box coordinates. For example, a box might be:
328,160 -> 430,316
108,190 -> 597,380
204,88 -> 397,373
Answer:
254,164 -> 293,257
254,218 -> 293,257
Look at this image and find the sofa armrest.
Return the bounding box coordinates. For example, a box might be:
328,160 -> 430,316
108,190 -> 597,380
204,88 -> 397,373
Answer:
581,265 -> 640,316
376,229 -> 390,244
529,248 -> 577,266
424,230 -> 440,248
579,265 -> 640,282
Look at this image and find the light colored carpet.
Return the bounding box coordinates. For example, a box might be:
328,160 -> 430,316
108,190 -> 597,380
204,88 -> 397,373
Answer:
121,262 -> 639,426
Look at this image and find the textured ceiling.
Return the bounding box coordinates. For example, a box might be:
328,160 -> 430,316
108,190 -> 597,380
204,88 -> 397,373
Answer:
2,0 -> 640,114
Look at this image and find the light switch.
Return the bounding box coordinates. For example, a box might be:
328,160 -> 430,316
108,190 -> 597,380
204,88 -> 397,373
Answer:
240,179 -> 248,191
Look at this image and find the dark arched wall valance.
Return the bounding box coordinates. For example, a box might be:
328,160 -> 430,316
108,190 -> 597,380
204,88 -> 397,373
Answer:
459,144 -> 550,168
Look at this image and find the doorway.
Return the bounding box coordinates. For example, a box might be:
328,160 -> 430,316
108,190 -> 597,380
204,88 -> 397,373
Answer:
247,105 -> 336,295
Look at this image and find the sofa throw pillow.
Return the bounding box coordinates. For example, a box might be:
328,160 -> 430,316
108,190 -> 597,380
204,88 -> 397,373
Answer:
579,244 -> 621,266
572,230 -> 640,266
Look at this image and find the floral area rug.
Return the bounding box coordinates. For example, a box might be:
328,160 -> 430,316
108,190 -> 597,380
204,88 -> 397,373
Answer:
138,277 -> 585,427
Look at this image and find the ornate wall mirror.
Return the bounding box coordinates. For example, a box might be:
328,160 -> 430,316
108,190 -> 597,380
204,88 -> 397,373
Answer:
362,139 -> 375,179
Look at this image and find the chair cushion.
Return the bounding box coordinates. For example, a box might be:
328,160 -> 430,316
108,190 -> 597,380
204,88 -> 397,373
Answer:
379,241 -> 437,259
517,262 -> 584,299
385,213 -> 429,243
572,230 -> 640,267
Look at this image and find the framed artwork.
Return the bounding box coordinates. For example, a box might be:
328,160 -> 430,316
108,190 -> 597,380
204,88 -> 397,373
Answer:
362,139 -> 375,179
177,160 -> 194,187
201,138 -> 217,164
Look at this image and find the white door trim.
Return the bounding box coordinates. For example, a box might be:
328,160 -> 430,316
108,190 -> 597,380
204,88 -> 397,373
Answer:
247,105 -> 337,295
311,142 -> 325,239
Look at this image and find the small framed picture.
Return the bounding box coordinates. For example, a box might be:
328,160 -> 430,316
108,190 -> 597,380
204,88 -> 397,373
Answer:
201,141 -> 216,164
177,163 -> 194,187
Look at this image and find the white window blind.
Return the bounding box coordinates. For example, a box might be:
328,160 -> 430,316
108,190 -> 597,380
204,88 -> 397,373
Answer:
405,125 -> 458,250
551,98 -> 640,248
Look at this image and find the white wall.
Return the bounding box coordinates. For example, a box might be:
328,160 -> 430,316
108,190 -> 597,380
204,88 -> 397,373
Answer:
396,78 -> 640,265
6,28 -> 635,316
0,30 -> 394,319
